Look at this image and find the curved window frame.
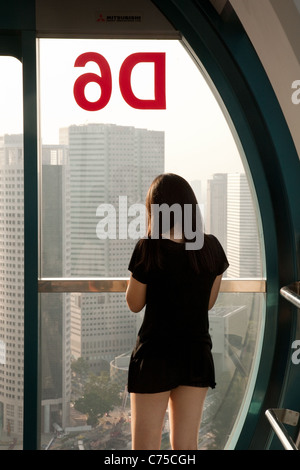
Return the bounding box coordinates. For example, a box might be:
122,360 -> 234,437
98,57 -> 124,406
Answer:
37,34 -> 267,450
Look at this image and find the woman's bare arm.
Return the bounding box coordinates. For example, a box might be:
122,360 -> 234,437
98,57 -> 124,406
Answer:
126,274 -> 147,313
208,274 -> 223,310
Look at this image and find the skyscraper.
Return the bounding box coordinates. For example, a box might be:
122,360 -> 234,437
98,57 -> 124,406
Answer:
41,145 -> 71,431
227,173 -> 262,278
206,174 -> 227,253
206,172 -> 262,278
0,136 -> 72,436
0,134 -> 24,436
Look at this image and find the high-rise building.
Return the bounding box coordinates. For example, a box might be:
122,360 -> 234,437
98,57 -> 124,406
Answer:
41,145 -> 71,431
206,174 -> 227,253
60,123 -> 165,371
226,173 -> 262,278
206,172 -> 262,278
0,134 -> 24,436
0,135 -> 71,436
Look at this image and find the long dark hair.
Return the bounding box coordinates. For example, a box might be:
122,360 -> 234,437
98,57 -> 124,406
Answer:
138,173 -> 205,273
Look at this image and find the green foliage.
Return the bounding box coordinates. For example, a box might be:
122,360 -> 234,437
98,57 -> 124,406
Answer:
71,357 -> 89,379
74,372 -> 121,426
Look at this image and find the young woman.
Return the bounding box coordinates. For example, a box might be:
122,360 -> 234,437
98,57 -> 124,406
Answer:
126,173 -> 229,450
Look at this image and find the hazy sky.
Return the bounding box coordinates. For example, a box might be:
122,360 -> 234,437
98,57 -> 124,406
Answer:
0,38 -> 244,185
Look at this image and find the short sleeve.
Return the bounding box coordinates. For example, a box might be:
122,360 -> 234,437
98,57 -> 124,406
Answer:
211,235 -> 229,275
204,234 -> 229,276
128,241 -> 148,284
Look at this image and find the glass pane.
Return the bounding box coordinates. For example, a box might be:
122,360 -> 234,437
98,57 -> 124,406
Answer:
38,39 -> 265,450
203,292 -> 265,449
0,57 -> 23,449
39,39 -> 264,279
39,291 -> 264,450
40,292 -> 138,450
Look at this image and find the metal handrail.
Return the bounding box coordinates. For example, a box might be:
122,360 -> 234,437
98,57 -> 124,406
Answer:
266,282 -> 300,450
265,409 -> 299,450
280,281 -> 300,308
38,277 -> 266,293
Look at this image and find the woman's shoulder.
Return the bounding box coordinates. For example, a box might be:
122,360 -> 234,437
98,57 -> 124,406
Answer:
132,236 -> 151,249
130,236 -> 157,263
200,234 -> 229,275
203,233 -> 221,248
203,233 -> 226,256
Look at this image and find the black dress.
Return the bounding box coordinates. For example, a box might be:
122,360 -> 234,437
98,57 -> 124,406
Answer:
127,234 -> 229,394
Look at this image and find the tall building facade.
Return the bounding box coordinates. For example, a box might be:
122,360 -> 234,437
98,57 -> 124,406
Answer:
206,174 -> 227,255
41,145 -> 71,431
0,136 -> 72,437
207,172 -> 262,279
60,124 -> 164,372
226,173 -> 262,278
0,135 -> 24,436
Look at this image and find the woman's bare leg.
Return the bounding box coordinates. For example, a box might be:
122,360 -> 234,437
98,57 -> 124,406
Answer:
169,386 -> 208,450
130,391 -> 170,450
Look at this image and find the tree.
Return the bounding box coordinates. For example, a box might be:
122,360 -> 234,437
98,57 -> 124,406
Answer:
71,357 -> 89,381
74,372 -> 121,426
